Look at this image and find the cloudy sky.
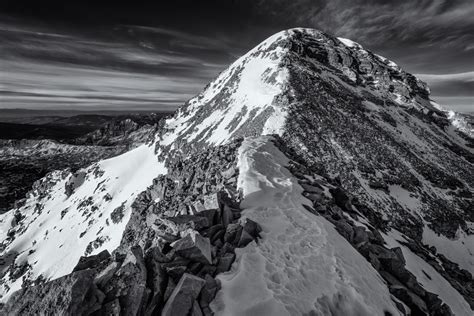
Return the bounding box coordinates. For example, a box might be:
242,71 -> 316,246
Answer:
1,0 -> 473,112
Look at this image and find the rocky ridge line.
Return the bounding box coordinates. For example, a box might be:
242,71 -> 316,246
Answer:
0,139 -> 263,315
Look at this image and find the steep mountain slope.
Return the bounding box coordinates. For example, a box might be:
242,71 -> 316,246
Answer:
0,28 -> 472,315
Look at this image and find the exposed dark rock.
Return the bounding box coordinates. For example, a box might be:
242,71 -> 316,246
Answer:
334,219 -> 354,242
353,226 -> 369,245
161,273 -> 206,316
173,234 -> 212,264
110,202 -> 126,224
191,300 -> 204,316
1,269 -> 99,316
199,274 -> 221,310
196,209 -> 217,228
217,253 -> 236,274
93,298 -> 120,315
389,285 -> 428,315
242,218 -> 262,240
300,182 -> 324,193
221,204 -> 234,227
224,223 -> 243,244
168,215 -> 210,231
329,187 -> 352,212
73,249 -> 110,272
237,229 -> 255,247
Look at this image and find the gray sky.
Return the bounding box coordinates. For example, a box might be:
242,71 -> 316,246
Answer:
0,0 -> 472,112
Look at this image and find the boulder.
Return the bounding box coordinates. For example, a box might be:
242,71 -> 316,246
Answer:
431,304 -> 454,316
209,226 -> 225,245
73,249 -> 111,272
191,201 -> 206,214
369,229 -> 385,245
94,261 -> 120,289
224,223 -> 242,244
352,226 -> 369,245
424,292 -> 443,311
163,278 -> 177,303
191,300 -> 204,316
196,209 -> 217,226
334,219 -> 354,242
205,224 -> 224,239
97,298 -> 121,315
168,215 -> 210,231
242,218 -> 262,239
237,229 -> 254,247
188,262 -> 204,275
100,246 -> 148,316
166,265 -> 187,282
330,187 -> 352,212
145,246 -> 171,264
197,264 -> 217,278
217,253 -> 236,273
162,273 -> 206,316
221,204 -> 234,227
173,234 -> 212,264
300,183 -> 324,193
304,192 -> 324,202
199,274 -> 221,308
161,257 -> 190,273
221,242 -> 235,254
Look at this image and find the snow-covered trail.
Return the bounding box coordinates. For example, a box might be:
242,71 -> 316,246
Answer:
212,137 -> 401,316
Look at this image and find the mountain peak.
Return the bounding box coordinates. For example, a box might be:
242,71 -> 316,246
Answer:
156,28 -> 436,153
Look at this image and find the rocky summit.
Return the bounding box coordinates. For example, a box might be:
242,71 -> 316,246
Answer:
0,28 -> 473,315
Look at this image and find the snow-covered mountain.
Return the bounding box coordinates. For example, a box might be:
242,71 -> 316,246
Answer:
0,28 -> 472,315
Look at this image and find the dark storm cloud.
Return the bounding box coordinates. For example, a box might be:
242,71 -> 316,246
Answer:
0,0 -> 472,111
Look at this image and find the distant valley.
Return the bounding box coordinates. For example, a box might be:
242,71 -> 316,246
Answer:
0,110 -> 170,213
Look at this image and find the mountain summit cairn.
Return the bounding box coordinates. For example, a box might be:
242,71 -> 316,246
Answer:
1,28 -> 472,315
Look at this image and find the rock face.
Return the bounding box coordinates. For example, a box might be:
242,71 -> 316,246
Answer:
161,273 -> 206,316
1,269 -> 98,315
0,28 -> 472,315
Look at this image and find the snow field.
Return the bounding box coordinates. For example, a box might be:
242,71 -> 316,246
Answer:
0,144 -> 166,301
211,137 -> 400,315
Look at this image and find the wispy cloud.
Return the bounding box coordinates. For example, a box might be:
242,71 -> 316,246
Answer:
0,20 -> 238,111
416,71 -> 474,82
1,1 -> 472,112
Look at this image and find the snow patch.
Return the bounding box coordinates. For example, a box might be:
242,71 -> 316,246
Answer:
211,137 -> 400,315
447,110 -> 473,137
338,37 -> 359,48
422,226 -> 474,275
384,230 -> 472,316
388,185 -> 423,215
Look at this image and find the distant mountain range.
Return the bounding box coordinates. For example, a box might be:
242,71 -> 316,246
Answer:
0,112 -> 169,213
